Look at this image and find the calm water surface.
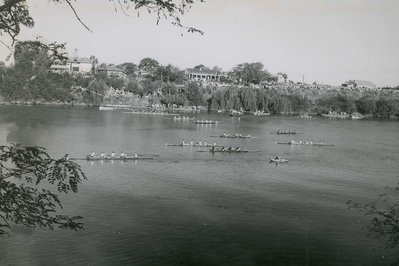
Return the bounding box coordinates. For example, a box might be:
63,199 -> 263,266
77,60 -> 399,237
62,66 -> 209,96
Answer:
0,106 -> 398,265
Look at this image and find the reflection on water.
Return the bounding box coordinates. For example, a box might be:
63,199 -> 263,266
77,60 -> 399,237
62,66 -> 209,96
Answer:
0,105 -> 399,265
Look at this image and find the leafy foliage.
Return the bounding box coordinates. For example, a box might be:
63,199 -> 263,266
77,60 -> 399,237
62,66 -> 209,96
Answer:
0,0 -> 34,45
154,64 -> 185,83
347,182 -> 399,249
375,98 -> 397,118
355,96 -> 377,115
0,144 -> 86,236
316,94 -> 357,114
184,81 -> 202,106
138,57 -> 160,79
229,62 -> 272,85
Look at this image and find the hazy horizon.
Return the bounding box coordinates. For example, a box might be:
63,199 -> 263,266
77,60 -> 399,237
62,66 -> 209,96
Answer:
1,0 -> 399,87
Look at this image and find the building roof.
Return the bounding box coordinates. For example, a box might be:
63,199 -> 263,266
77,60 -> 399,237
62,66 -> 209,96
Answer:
186,68 -> 220,75
68,57 -> 92,64
346,80 -> 376,88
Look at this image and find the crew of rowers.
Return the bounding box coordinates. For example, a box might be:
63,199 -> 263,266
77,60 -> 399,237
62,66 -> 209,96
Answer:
173,116 -> 193,120
277,129 -> 297,134
181,139 -> 216,147
195,120 -> 218,124
222,132 -> 251,138
210,146 -> 247,152
88,151 -> 138,159
288,139 -> 315,145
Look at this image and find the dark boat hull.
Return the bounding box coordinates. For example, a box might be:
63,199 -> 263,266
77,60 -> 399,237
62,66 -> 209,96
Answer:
275,142 -> 334,146
71,156 -> 157,161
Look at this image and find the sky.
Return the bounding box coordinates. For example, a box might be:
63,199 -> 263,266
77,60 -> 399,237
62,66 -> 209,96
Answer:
1,0 -> 399,86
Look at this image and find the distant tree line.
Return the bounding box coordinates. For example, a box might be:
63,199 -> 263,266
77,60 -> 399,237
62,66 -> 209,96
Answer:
1,41 -> 399,118
209,86 -> 399,117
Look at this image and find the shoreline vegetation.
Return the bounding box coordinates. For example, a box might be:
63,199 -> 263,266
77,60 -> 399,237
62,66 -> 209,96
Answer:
1,41 -> 399,118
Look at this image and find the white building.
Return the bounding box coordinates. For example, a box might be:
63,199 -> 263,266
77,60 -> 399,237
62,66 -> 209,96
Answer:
185,68 -> 227,81
342,80 -> 377,89
50,54 -> 97,75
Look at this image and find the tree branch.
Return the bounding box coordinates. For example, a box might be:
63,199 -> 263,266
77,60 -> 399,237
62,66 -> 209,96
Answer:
64,0 -> 93,33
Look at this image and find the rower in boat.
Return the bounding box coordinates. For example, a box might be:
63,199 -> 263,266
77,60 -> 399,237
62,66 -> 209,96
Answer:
111,151 -> 116,159
134,152 -> 138,158
90,151 -> 97,158
182,139 -> 187,145
198,140 -> 203,146
235,147 -> 241,151
190,139 -> 194,146
120,152 -> 126,159
100,152 -> 107,159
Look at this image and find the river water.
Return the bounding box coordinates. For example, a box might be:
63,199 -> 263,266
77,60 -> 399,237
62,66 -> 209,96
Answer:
0,105 -> 398,265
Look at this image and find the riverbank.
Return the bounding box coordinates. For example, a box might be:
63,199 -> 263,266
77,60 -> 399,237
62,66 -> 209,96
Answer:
0,100 -> 94,107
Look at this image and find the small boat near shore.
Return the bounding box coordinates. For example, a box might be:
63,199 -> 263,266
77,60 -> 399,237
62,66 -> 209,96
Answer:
321,111 -> 350,119
270,158 -> 288,163
99,104 -> 131,111
230,110 -> 243,117
351,112 -> 364,120
297,113 -> 312,119
254,111 -> 271,116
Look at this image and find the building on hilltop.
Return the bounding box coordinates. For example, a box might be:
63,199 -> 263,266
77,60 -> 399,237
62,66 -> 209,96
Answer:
342,80 -> 376,89
97,64 -> 127,79
185,67 -> 227,82
270,73 -> 286,84
50,51 -> 98,75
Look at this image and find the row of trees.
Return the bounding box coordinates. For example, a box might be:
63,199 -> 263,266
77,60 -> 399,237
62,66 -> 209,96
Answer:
210,86 -> 312,113
209,86 -> 399,117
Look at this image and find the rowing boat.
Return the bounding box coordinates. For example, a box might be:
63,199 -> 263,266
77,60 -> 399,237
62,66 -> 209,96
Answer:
270,132 -> 303,135
165,144 -> 223,147
195,120 -> 220,124
71,156 -> 157,161
270,158 -> 288,163
210,135 -> 255,139
196,149 -> 260,153
275,142 -> 334,146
